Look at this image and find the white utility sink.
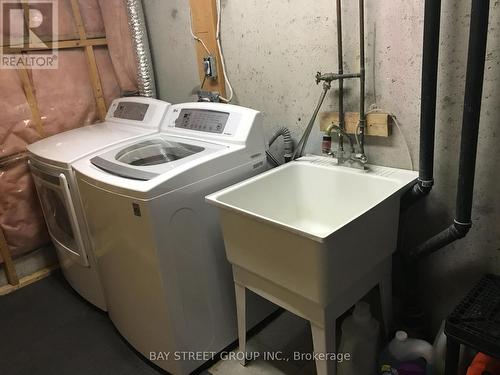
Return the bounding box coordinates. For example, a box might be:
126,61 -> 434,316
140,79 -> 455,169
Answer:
207,156 -> 417,374
206,156 -> 418,308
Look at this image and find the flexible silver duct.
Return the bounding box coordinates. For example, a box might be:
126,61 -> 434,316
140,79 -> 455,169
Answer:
126,0 -> 157,98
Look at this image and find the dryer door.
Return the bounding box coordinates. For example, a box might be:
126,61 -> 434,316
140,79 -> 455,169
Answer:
29,162 -> 89,267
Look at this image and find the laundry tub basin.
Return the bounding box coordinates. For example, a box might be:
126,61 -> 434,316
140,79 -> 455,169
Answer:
206,156 -> 417,308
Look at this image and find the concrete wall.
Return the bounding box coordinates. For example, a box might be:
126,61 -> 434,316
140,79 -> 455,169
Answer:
143,0 -> 500,334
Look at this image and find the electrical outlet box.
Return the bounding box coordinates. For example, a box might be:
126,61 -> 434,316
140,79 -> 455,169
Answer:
203,55 -> 218,79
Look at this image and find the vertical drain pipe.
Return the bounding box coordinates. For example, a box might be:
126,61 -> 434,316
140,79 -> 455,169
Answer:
407,0 -> 491,261
401,0 -> 490,334
126,0 -> 157,98
455,0 -> 490,232
401,0 -> 442,209
397,0 -> 445,333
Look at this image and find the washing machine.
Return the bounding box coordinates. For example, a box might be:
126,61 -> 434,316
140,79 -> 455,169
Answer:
73,102 -> 276,374
26,97 -> 170,310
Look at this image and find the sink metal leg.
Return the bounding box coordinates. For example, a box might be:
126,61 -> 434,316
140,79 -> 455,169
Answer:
379,271 -> 393,339
311,317 -> 337,375
235,283 -> 247,366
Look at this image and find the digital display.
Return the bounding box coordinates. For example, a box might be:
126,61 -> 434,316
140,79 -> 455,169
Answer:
174,109 -> 229,134
113,102 -> 149,121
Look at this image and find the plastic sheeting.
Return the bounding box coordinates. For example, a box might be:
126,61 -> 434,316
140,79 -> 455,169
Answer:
0,0 -> 138,261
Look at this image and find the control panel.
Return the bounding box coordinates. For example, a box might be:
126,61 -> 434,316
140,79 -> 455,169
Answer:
113,102 -> 150,121
174,109 -> 229,134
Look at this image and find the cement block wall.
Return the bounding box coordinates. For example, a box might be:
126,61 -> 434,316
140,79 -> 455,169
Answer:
143,0 -> 500,334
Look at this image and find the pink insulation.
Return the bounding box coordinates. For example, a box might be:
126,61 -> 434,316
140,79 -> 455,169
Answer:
0,0 -> 138,262
98,0 -> 138,93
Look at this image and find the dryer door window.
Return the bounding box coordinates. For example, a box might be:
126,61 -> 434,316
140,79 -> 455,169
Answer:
37,183 -> 76,249
30,164 -> 89,267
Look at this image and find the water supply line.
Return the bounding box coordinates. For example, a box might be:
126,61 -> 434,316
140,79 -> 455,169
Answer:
336,0 -> 345,153
292,81 -> 332,160
126,0 -> 157,98
357,0 -> 366,155
266,150 -> 281,167
311,0 -> 367,161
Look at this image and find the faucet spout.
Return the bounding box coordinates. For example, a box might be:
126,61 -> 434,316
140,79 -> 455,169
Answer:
325,123 -> 368,169
325,124 -> 355,154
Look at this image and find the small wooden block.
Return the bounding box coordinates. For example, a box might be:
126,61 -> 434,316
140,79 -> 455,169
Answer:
319,111 -> 391,137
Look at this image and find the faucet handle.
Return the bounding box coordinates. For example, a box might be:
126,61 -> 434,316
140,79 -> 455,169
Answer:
315,72 -> 322,84
353,153 -> 368,164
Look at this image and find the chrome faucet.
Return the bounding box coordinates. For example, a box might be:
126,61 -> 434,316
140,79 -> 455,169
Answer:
325,124 -> 368,170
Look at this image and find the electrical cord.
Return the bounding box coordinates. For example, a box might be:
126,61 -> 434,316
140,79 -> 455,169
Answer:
215,0 -> 234,103
188,9 -> 211,56
391,114 -> 415,171
368,38 -> 413,171
366,106 -> 414,170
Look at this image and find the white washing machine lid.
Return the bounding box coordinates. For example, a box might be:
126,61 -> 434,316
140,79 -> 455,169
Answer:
27,122 -> 156,167
26,97 -> 170,167
90,135 -> 227,181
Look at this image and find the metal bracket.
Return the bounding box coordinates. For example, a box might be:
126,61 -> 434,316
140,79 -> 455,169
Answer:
203,55 -> 218,79
197,90 -> 221,102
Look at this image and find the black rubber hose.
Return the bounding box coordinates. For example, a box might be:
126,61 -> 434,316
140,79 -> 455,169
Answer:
269,127 -> 294,163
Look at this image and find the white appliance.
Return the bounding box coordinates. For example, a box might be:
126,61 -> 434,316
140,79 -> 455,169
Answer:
73,102 -> 276,374
26,97 -> 170,311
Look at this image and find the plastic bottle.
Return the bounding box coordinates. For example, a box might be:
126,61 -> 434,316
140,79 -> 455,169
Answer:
379,331 -> 434,375
322,135 -> 332,155
337,301 -> 380,375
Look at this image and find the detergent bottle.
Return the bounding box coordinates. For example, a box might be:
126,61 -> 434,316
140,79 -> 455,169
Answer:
379,330 -> 434,374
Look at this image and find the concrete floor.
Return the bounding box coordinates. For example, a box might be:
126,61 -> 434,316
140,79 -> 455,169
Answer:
0,272 -> 318,375
209,311 -> 316,375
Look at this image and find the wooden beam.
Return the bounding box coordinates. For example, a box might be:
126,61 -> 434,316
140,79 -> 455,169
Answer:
319,112 -> 391,137
17,67 -> 45,137
3,38 -> 108,53
14,2 -> 45,138
0,152 -> 28,169
0,228 -> 19,286
1,32 -> 106,48
189,0 -> 226,97
0,264 -> 59,296
70,0 -> 107,121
